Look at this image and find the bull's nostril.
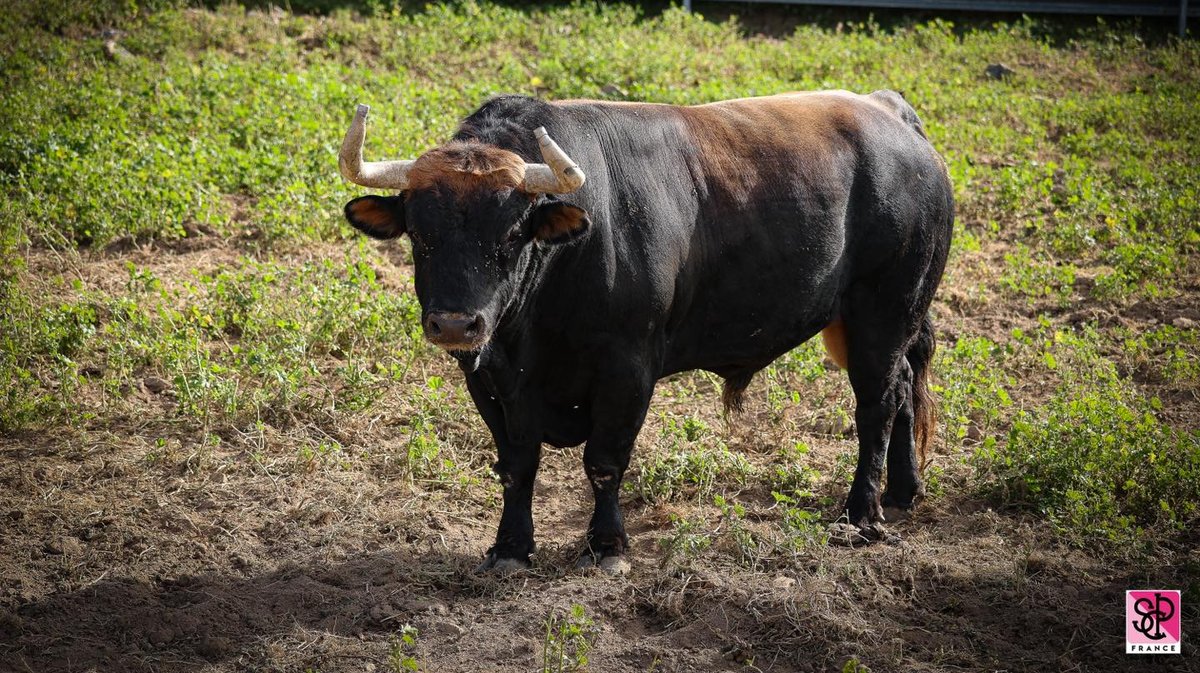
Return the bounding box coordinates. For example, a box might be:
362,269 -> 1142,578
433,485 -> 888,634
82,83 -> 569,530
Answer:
465,316 -> 483,337
427,318 -> 442,336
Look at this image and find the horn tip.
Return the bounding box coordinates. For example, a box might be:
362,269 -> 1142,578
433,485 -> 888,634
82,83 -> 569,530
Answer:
533,126 -> 549,139
356,103 -> 370,117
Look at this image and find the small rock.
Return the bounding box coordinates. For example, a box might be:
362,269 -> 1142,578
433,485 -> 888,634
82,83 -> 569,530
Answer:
723,645 -> 755,665
966,422 -> 983,443
80,364 -> 104,378
410,600 -> 448,616
148,627 -> 175,645
103,39 -> 136,63
44,536 -> 83,556
985,63 -> 1016,80
197,635 -> 231,659
1172,317 -> 1195,329
771,575 -> 796,591
143,376 -> 170,394
814,416 -> 853,437
368,605 -> 394,623
600,83 -> 628,99
428,620 -> 466,638
430,602 -> 450,616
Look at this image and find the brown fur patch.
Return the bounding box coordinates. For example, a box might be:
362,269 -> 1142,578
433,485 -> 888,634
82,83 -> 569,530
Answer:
406,142 -> 527,195
675,92 -> 861,204
821,317 -> 849,370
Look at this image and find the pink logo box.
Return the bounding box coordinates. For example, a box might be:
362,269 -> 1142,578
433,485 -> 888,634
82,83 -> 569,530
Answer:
1126,590 -> 1181,654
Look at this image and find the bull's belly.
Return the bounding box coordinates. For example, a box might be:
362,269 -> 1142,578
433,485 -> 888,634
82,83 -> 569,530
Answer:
660,290 -> 835,379
658,208 -> 848,377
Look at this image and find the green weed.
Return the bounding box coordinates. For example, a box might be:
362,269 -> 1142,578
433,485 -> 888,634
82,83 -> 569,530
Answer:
627,414 -> 755,503
541,604 -> 595,673
387,624 -> 420,673
659,513 -> 714,566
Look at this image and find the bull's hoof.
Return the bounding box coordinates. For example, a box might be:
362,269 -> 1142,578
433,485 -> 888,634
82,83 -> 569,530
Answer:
880,491 -> 920,522
827,521 -> 901,547
881,503 -> 914,523
474,553 -> 531,574
575,554 -> 631,576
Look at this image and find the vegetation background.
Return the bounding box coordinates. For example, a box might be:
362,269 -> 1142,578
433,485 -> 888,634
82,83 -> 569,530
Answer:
1,1 -> 1197,671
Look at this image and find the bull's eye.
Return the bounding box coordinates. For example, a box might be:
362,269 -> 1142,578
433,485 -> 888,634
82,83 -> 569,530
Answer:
503,225 -> 523,246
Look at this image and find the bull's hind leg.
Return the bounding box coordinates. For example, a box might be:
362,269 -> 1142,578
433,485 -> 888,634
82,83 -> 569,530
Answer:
881,315 -> 936,514
839,286 -> 928,536
879,358 -> 919,515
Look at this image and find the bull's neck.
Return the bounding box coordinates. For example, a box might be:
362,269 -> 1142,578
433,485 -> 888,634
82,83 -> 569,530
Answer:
483,232 -> 593,363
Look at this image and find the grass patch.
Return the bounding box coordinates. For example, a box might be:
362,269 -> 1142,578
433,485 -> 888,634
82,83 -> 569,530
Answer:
628,415 -> 755,503
973,327 -> 1200,558
0,248 -> 423,432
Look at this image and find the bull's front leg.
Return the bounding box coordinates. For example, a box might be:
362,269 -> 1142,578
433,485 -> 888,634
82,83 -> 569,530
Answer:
464,372 -> 541,572
479,439 -> 542,571
577,364 -> 655,575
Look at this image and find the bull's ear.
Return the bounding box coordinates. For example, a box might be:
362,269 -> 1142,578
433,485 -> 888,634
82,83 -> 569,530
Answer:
344,195 -> 406,240
530,202 -> 590,245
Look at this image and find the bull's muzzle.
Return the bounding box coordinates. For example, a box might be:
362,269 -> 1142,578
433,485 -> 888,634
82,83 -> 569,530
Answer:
423,311 -> 487,351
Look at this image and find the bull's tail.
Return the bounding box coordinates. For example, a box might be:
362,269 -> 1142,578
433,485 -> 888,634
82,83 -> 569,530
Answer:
908,314 -> 937,471
722,371 -> 754,415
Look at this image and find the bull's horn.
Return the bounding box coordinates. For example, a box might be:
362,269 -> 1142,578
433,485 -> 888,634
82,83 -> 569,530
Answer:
521,127 -> 586,194
338,104 -> 415,190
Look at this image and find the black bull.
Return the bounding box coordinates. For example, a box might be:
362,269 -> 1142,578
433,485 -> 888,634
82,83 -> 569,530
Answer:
342,91 -> 954,572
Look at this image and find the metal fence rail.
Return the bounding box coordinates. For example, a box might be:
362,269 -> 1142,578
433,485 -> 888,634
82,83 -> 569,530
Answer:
683,0 -> 1193,36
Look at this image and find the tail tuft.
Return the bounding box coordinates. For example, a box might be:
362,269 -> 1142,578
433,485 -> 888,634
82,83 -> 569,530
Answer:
722,372 -> 754,415
908,315 -> 937,471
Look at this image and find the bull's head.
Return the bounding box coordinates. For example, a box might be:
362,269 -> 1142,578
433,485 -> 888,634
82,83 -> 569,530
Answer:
338,104 -> 590,355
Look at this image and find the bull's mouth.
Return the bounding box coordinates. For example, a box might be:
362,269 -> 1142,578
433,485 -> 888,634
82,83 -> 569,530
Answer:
444,340 -> 490,373
430,337 -> 490,353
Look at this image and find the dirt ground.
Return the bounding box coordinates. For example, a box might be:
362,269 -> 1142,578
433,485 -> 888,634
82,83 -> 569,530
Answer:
2,231 -> 1197,673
